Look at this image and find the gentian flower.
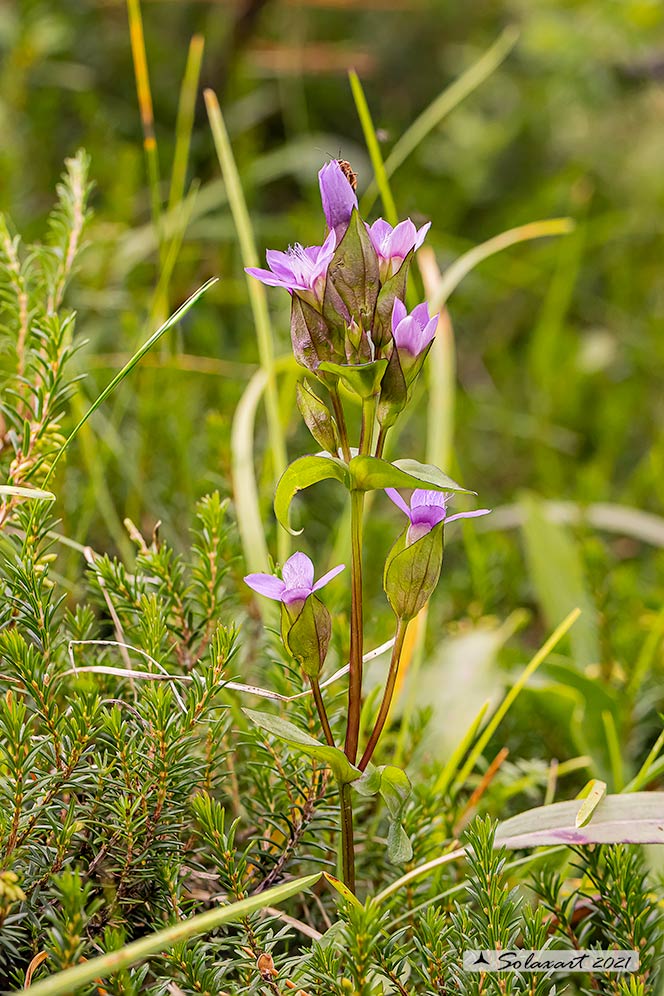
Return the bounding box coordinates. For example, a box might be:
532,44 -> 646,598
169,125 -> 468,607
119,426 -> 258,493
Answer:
386,488 -> 491,544
244,552 -> 345,606
391,299 -> 438,359
318,160 -> 358,239
245,230 -> 336,305
367,218 -> 431,279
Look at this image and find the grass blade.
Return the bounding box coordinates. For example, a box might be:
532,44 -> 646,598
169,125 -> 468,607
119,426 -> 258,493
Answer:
204,88 -> 289,563
44,279 -> 217,485
451,608 -> 581,795
348,69 -> 398,226
21,873 -> 321,996
168,34 -> 205,213
126,0 -> 162,245
361,27 -> 519,215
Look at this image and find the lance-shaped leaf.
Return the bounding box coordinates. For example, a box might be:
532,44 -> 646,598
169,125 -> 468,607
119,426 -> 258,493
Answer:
495,792 -> 664,848
0,485 -> 55,501
323,207 -> 380,331
296,381 -> 340,454
372,251 -> 412,349
274,455 -> 349,534
384,521 -> 445,621
319,358 -> 388,400
243,708 -> 361,785
350,455 -> 469,494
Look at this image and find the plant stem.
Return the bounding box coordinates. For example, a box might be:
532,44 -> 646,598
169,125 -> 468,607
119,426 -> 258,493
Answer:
359,397 -> 375,454
311,676 -> 335,747
339,781 -> 356,893
375,424 -> 388,459
344,488 -> 364,763
329,384 -> 351,462
359,616 -> 408,771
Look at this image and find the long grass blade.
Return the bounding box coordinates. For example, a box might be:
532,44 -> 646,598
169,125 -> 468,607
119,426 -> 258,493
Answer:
43,279 -> 217,484
451,608 -> 581,795
361,27 -> 519,214
21,873 -> 321,996
204,88 -> 289,562
168,34 -> 205,213
348,70 -> 398,226
126,0 -> 162,245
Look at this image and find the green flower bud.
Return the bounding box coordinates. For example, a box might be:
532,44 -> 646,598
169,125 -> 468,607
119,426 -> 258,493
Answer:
296,381 -> 340,455
383,520 -> 444,620
281,594 -> 332,678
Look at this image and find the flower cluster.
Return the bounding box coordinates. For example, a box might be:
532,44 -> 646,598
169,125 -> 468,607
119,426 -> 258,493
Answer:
247,159 -> 435,418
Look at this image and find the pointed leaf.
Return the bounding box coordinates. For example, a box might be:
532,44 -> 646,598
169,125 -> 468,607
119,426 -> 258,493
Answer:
0,485 -> 55,502
379,765 -> 412,820
349,455 -> 469,494
274,455 -> 349,534
243,708 -> 361,785
323,872 -> 363,909
575,779 -> 607,828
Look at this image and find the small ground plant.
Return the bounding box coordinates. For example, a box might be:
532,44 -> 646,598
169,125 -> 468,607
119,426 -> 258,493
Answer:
1,156 -> 663,995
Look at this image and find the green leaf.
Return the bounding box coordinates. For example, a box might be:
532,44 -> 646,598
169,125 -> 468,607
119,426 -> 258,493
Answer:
274,455 -> 349,534
575,779 -> 607,828
349,455 -> 469,494
282,595 -> 331,678
323,872 -> 363,909
354,763 -> 382,797
243,708 -> 361,785
495,792 -> 664,848
387,821 -> 413,864
379,765 -> 412,820
323,207 -> 380,331
318,359 -> 387,399
21,873 -> 321,996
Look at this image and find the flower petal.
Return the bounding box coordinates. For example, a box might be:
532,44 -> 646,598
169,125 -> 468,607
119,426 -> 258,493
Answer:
410,489 -> 448,508
445,508 -> 492,524
414,220 -> 431,251
388,219 -> 417,260
385,488 -> 411,517
318,160 -> 358,234
245,267 -> 292,290
282,551 -> 315,592
244,573 -> 287,600
312,563 -> 345,592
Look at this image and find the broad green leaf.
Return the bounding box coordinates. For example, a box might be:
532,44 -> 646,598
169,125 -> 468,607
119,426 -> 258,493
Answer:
243,708 -> 361,785
0,485 -> 55,502
575,779 -> 607,828
349,456 -> 469,494
274,455 -> 349,534
318,359 -> 387,400
22,872 -> 321,996
354,762 -> 382,797
495,792 -> 664,848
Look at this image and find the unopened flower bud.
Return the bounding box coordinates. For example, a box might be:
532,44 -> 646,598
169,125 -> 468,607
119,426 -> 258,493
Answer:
296,381 -> 340,455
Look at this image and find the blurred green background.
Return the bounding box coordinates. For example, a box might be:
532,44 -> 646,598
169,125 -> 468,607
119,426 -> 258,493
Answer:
2,0 -> 664,787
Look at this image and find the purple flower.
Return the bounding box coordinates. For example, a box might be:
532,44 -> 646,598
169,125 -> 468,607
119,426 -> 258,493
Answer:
245,230 -> 336,304
318,160 -> 358,238
386,488 -> 491,543
392,299 -> 438,358
367,218 -> 431,279
244,552 -> 345,606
